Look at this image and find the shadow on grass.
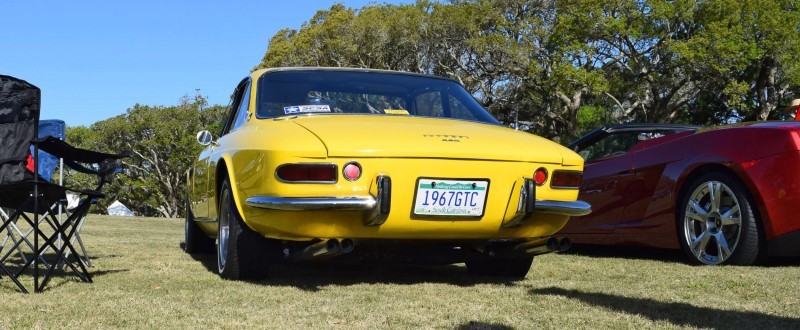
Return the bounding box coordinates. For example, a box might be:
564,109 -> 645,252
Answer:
0,266 -> 129,293
455,321 -> 514,330
563,244 -> 685,263
531,287 -> 800,329
35,268 -> 130,292
1,249 -> 130,293
185,250 -> 524,291
564,244 -> 800,267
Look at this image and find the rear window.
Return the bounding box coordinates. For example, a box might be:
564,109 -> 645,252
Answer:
255,70 -> 500,125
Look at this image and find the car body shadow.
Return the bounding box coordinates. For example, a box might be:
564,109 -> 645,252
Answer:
563,244 -> 685,263
531,287 -> 800,329
184,248 -> 524,291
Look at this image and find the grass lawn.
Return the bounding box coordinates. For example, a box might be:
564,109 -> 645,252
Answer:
0,215 -> 798,329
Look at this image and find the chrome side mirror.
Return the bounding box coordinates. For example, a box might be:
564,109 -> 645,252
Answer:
196,130 -> 215,146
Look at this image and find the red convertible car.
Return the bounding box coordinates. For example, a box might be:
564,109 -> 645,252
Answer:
559,122 -> 800,265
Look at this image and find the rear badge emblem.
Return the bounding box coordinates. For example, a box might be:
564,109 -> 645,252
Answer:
423,134 -> 469,142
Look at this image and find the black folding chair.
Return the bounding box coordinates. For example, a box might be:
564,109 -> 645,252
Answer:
1,120 -> 68,267
0,75 -> 125,293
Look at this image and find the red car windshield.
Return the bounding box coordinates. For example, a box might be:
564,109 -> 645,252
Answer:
255,70 -> 500,125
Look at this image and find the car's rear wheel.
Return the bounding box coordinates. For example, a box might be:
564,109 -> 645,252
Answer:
184,193 -> 213,254
465,256 -> 534,279
217,178 -> 279,280
678,172 -> 762,265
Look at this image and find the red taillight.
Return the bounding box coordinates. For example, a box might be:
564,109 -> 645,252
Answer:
276,164 -> 337,183
551,171 -> 582,189
533,168 -> 548,186
342,162 -> 362,181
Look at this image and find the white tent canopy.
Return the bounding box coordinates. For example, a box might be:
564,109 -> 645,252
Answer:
107,200 -> 135,217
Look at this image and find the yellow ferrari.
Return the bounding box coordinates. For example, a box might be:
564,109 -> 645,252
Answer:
185,68 -> 590,280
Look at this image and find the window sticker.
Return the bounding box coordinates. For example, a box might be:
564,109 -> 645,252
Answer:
284,105 -> 332,114
384,109 -> 410,115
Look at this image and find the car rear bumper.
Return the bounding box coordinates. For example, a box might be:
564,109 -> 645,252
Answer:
246,196 -> 376,210
245,195 -> 590,216
239,173 -> 589,240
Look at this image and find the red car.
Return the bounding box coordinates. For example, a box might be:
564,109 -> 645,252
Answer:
559,122 -> 800,265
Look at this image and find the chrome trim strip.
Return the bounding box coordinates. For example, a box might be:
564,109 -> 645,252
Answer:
535,200 -> 591,216
246,196 -> 376,211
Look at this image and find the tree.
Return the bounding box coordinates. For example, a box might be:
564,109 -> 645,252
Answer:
67,93 -> 227,217
253,0 -> 800,140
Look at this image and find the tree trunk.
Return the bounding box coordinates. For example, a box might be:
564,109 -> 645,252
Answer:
755,56 -> 778,121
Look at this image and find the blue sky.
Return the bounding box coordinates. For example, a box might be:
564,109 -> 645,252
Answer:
2,1 -> 410,127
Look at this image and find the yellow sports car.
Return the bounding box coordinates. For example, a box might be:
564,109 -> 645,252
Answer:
185,67 -> 590,279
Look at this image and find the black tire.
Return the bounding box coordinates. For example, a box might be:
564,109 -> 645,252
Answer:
217,178 -> 280,280
465,256 -> 534,279
677,172 -> 763,265
184,194 -> 214,254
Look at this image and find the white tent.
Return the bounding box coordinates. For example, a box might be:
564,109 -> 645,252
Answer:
107,200 -> 136,217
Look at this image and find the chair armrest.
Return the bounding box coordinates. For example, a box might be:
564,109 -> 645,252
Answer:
33,136 -> 127,164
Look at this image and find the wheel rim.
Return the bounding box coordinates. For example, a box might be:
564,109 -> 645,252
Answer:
683,180 -> 743,265
217,188 -> 231,272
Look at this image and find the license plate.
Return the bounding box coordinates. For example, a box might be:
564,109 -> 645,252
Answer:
413,178 -> 489,217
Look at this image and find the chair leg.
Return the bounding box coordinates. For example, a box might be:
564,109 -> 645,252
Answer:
0,210 -> 52,268
4,227 -> 30,264
73,230 -> 92,268
35,202 -> 95,291
58,207 -> 93,269
0,200 -> 35,293
0,209 -> 28,263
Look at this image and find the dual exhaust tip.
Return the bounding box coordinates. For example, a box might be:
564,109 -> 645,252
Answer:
291,236 -> 571,261
517,237 -> 571,256
292,238 -> 354,261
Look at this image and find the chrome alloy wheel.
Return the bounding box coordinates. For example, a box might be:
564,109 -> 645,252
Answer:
683,180 -> 743,265
217,188 -> 232,272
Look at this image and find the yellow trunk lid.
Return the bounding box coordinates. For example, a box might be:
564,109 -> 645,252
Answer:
289,115 -> 571,164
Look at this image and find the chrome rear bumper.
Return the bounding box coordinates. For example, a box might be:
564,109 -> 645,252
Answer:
245,197 -> 591,216
245,196 -> 376,211
245,174 -> 591,228
534,200 -> 592,216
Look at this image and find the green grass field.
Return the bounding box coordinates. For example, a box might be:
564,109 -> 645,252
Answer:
0,215 -> 797,329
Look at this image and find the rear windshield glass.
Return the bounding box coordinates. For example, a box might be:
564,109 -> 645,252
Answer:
255,70 -> 500,125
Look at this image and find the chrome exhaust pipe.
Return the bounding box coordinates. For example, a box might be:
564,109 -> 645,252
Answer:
547,237 -> 560,251
514,237 -> 559,256
291,238 -> 355,261
514,237 -> 570,256
293,239 -> 340,261
558,237 -> 571,251
338,238 -> 355,254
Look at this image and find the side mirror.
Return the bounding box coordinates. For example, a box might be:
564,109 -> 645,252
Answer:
196,130 -> 215,146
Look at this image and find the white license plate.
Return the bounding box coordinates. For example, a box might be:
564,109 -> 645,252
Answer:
413,179 -> 489,217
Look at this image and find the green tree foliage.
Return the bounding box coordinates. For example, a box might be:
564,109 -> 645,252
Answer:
66,93 -> 227,217
255,0 -> 800,141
